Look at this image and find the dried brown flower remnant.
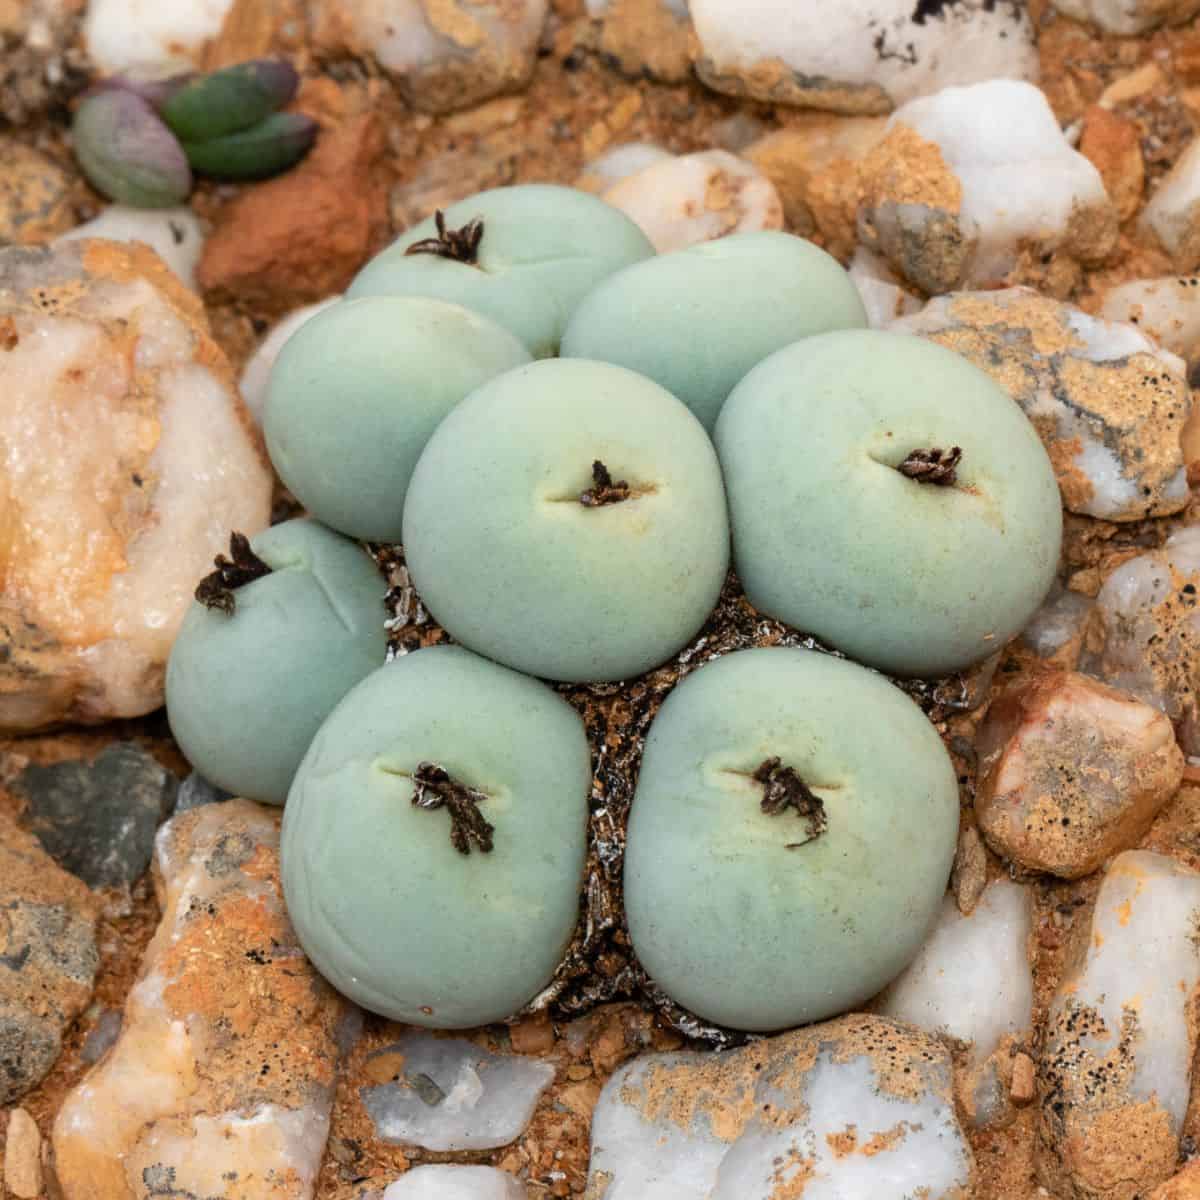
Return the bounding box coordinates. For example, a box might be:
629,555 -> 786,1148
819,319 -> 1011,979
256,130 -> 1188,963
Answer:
898,445 -> 963,486
194,532 -> 272,615
579,460 -> 631,507
753,756 -> 828,847
412,761 -> 495,855
404,209 -> 485,264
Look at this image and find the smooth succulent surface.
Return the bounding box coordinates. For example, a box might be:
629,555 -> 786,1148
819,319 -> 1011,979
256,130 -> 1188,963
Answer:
265,296 -> 531,541
280,644 -> 591,1027
624,647 -> 960,1031
715,329 -> 1062,676
402,358 -> 730,682
346,184 -> 655,358
562,232 -> 868,431
165,519 -> 387,805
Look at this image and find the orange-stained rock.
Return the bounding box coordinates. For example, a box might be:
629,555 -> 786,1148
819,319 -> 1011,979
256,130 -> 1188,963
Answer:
1079,105 -> 1145,223
51,801 -> 351,1200
0,810 -> 98,1105
1153,1162 -> 1200,1198
0,139 -> 75,244
197,112 -> 390,315
0,240 -> 272,732
976,670 -> 1183,879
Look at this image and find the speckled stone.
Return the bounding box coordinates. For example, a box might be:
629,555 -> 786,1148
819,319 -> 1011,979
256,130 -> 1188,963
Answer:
0,810 -> 98,1105
52,801 -> 348,1200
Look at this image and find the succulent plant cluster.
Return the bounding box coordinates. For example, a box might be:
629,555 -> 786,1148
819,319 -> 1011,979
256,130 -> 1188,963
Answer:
166,184 -> 1063,1033
72,59 -> 316,208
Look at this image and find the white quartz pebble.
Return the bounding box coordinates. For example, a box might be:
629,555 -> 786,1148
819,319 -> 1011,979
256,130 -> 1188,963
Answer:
600,149 -> 782,253
585,1015 -> 973,1199
383,1166 -> 526,1199
847,246 -> 921,327
1039,851 -> 1200,1199
690,0 -> 1037,114
886,80 -> 1115,287
1020,582 -> 1095,665
1052,0 -> 1200,34
57,207 -> 205,290
1101,275 -> 1200,360
878,881 -> 1033,1068
576,142 -> 674,194
312,0 -> 548,114
239,297 -> 341,424
84,0 -> 235,75
1142,139 -> 1200,269
361,1033 -> 555,1152
1081,526 -> 1200,754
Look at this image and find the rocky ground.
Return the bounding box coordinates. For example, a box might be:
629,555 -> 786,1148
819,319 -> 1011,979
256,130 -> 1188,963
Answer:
8,0 -> 1200,1198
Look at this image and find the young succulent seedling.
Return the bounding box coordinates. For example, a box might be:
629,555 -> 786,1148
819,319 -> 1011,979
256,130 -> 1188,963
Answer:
280,644 -> 591,1028
72,89 -> 192,207
160,59 -> 299,142
181,111 -> 317,181
624,647 -> 959,1032
347,184 -> 655,357
166,519 -> 387,805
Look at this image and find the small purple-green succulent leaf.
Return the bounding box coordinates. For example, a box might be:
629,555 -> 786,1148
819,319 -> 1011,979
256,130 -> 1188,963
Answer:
84,71 -> 196,110
72,90 -> 192,208
161,59 -> 301,143
182,111 -> 317,181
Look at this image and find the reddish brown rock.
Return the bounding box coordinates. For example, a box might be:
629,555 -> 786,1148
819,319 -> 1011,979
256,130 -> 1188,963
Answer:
51,800 -> 349,1200
197,112 -> 389,315
0,139 -> 75,244
0,809 -> 98,1105
975,670 -> 1184,879
1079,105 -> 1145,223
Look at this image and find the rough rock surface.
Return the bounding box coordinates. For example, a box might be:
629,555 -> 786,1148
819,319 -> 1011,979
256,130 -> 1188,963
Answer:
1078,105 -> 1145,223
198,113 -> 388,315
974,671 -> 1184,879
51,800 -> 348,1200
743,118 -> 884,256
0,239 -> 273,732
0,0 -> 85,127
877,880 -> 1034,1129
0,809 -> 98,1106
1052,0 -> 1200,36
4,1106 -> 43,1199
1019,582 -> 1095,669
690,0 -> 1037,115
15,742 -> 180,889
598,148 -> 783,253
362,1032 -> 555,1152
57,207 -> 207,292
585,0 -> 692,84
382,1166 -> 527,1198
1038,851 -> 1200,1200
1080,526 -> 1200,755
861,81 -> 1118,292
311,0 -> 548,114
1141,137 -> 1200,270
893,289 -> 1192,522
583,1013 -> 975,1198
848,246 -> 922,327
1100,275 -> 1200,362
0,139 -> 74,244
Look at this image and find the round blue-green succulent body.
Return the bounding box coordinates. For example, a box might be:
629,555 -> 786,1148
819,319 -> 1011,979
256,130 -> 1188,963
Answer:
560,231 -> 868,432
624,647 -> 959,1032
280,644 -> 591,1027
264,296 -> 530,542
345,185 -> 655,358
715,329 -> 1062,677
402,358 -> 730,683
165,519 -> 387,805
